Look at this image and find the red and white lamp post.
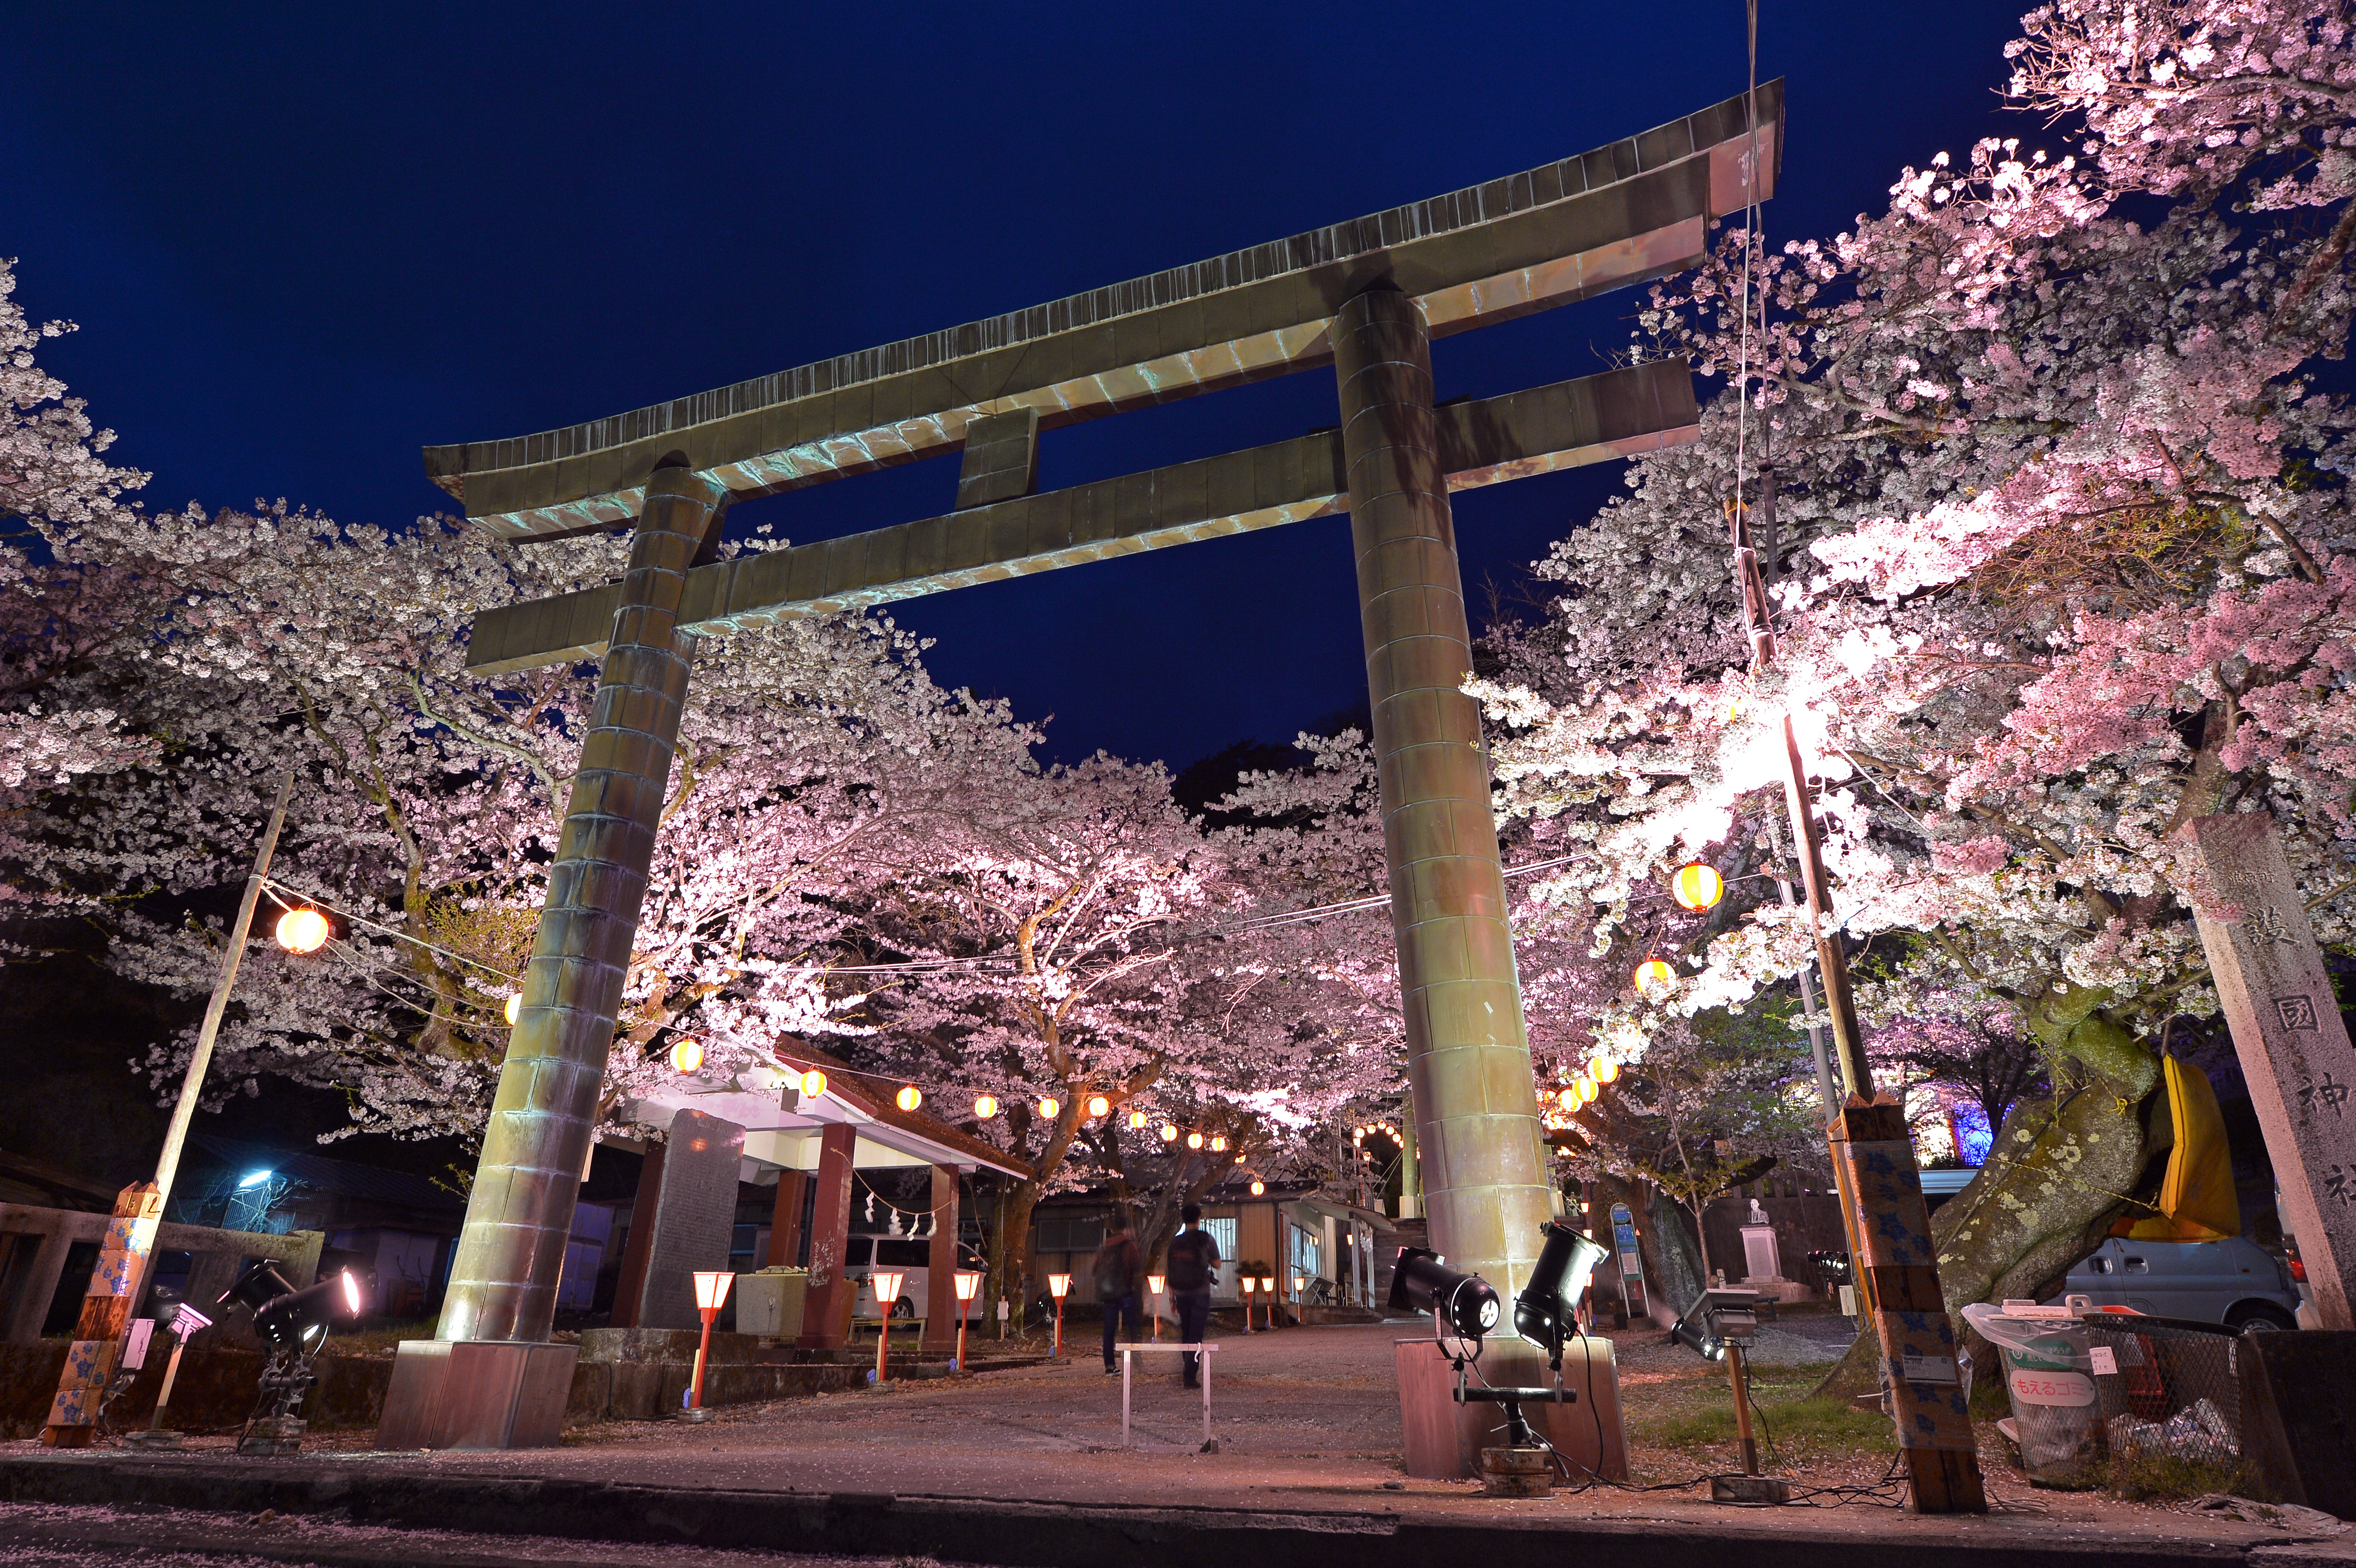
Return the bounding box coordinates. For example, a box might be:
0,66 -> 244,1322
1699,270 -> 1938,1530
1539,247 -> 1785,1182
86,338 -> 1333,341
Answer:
1239,1274 -> 1256,1332
684,1270 -> 732,1420
953,1269 -> 982,1369
1145,1273 -> 1166,1340
870,1270 -> 904,1383
1047,1273 -> 1072,1358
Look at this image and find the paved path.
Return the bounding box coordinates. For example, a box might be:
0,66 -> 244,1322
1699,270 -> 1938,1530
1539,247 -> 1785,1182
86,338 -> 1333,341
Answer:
4,1322 -> 2346,1566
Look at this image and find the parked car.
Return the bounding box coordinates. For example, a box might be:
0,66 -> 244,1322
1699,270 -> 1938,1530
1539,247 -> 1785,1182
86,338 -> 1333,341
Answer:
2049,1235 -> 2301,1330
845,1236 -> 984,1322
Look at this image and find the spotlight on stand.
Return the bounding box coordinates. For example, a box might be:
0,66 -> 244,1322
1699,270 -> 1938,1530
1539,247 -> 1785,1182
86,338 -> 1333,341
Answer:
217,1260 -> 363,1455
1513,1221 -> 1608,1373
1667,1285 -> 1785,1501
1387,1247 -> 1501,1344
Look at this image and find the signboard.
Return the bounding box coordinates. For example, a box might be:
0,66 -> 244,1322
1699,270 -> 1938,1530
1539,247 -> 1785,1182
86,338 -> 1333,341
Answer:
1610,1203 -> 1648,1318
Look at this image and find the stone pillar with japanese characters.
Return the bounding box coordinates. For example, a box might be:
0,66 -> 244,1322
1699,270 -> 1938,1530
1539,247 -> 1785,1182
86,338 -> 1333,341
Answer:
2178,814 -> 2356,1329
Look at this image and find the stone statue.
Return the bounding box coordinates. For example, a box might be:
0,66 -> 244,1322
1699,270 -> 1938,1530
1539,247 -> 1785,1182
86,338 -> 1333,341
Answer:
1748,1198 -> 1768,1227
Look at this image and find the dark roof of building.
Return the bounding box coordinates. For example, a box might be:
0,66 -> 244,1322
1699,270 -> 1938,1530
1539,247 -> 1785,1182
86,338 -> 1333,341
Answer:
185,1135 -> 465,1212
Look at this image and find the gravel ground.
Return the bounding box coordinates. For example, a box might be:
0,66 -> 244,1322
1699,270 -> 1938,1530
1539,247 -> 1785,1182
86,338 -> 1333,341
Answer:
5,1316 -> 2332,1556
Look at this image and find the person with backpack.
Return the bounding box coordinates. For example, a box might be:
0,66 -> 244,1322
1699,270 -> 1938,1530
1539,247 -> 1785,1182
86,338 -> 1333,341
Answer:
1092,1210 -> 1144,1374
1164,1203 -> 1220,1388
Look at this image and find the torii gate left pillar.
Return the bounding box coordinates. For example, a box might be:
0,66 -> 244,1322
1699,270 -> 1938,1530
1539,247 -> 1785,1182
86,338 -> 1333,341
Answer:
376,461 -> 723,1450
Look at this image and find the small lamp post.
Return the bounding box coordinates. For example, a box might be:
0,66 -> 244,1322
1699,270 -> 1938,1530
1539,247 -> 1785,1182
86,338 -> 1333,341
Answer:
952,1269 -> 982,1369
1047,1273 -> 1072,1358
1239,1274 -> 1256,1333
1261,1274 -> 1277,1329
685,1270 -> 732,1419
1145,1273 -> 1166,1340
869,1270 -> 904,1383
1291,1274 -> 1307,1324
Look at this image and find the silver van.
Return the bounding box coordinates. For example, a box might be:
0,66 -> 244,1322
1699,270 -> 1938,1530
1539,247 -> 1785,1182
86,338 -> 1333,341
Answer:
2053,1236 -> 2301,1329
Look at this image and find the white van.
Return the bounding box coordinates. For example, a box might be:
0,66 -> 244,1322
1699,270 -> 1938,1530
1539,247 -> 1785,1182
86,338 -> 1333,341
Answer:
2053,1236 -> 2301,1329
845,1236 -> 983,1322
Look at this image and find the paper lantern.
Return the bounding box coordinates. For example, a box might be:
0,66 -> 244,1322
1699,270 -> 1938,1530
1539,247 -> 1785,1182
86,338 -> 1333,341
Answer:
1671,861 -> 1725,912
953,1269 -> 984,1303
503,993 -> 521,1026
1209,1134 -> 1228,1153
1558,1086 -> 1579,1109
1087,1094 -> 1112,1118
1633,957 -> 1676,994
1129,1109 -> 1148,1129
669,1037 -> 704,1073
1159,1122 -> 1179,1142
973,1094 -> 999,1119
896,1084 -> 923,1112
1037,1096 -> 1060,1120
799,1068 -> 828,1098
1576,1075 -> 1599,1105
1047,1273 -> 1072,1299
1250,1179 -> 1265,1196
1187,1131 -> 1204,1150
274,908 -> 329,954
1589,1054 -> 1620,1085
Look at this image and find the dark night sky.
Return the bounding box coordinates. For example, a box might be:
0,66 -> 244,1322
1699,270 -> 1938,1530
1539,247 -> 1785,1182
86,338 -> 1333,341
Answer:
5,3 -> 2034,768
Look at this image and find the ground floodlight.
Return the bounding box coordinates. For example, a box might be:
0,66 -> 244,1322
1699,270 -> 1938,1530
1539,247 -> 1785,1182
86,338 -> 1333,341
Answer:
1670,1287 -> 1761,1363
248,1268 -> 365,1351
1387,1246 -> 1500,1343
220,1260 -> 300,1318
1514,1220 -> 1609,1368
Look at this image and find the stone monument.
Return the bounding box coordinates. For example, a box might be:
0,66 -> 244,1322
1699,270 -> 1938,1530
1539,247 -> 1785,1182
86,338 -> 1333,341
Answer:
2178,814 -> 2356,1329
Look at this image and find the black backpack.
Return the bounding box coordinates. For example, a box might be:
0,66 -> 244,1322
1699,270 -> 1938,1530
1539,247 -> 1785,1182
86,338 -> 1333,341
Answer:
1167,1229 -> 1215,1291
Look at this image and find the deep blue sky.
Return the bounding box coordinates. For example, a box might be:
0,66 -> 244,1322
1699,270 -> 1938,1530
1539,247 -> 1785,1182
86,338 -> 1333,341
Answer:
6,3 -> 2035,768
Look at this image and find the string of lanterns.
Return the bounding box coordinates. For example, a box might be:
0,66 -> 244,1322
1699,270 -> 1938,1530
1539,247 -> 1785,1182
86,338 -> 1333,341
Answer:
1629,861 -> 1725,996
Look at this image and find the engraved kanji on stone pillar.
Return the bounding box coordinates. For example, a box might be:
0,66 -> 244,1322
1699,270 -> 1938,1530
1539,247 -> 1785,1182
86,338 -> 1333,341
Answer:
2178,813 -> 2356,1328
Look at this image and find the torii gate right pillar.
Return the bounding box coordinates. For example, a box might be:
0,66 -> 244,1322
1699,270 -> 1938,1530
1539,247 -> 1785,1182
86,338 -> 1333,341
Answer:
1335,286 -> 1554,1300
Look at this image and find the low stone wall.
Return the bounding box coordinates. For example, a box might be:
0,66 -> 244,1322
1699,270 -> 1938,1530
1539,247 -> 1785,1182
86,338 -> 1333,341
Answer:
3,1336 -> 875,1437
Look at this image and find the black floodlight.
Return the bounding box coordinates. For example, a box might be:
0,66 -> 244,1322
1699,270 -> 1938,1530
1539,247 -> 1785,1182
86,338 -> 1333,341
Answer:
1514,1221 -> 1609,1369
1669,1287 -> 1762,1362
222,1260 -> 363,1351
219,1260 -> 299,1318
1389,1246 -> 1502,1342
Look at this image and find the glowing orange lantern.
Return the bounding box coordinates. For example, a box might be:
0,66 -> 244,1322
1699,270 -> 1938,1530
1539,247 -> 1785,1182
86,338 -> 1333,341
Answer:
973,1094 -> 999,1118
1210,1134 -> 1228,1153
1187,1131 -> 1204,1150
896,1084 -> 923,1112
1037,1096 -> 1061,1120
274,908 -> 329,954
1160,1122 -> 1179,1142
1087,1094 -> 1112,1119
1590,1054 -> 1620,1084
503,993 -> 521,1026
798,1068 -> 828,1098
670,1037 -> 704,1073
1576,1075 -> 1599,1105
1128,1109 -> 1148,1129
1250,1178 -> 1265,1196
1634,957 -> 1676,995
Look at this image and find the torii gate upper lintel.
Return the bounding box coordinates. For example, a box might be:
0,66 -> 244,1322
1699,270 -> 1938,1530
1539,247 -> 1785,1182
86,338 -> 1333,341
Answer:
381,85 -> 1784,1450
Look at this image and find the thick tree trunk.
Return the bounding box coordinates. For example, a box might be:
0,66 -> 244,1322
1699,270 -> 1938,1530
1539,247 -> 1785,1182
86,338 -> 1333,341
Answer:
1814,1070 -> 2166,1398
991,1181 -> 1041,1333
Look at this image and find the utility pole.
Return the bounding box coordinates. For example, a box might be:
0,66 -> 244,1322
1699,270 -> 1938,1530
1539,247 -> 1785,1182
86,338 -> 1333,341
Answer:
43,775 -> 293,1447
1729,490 -> 1984,1512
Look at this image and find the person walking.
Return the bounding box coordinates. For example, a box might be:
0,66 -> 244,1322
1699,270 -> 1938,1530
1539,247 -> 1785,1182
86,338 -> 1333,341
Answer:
1092,1210 -> 1144,1375
1165,1203 -> 1220,1388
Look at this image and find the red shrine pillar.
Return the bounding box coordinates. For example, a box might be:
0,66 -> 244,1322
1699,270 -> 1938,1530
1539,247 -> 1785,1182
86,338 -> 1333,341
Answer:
798,1124 -> 858,1349
923,1165 -> 960,1354
766,1169 -> 809,1269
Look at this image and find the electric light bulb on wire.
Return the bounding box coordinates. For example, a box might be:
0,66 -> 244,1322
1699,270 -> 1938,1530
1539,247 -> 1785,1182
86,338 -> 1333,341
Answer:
274,908 -> 329,954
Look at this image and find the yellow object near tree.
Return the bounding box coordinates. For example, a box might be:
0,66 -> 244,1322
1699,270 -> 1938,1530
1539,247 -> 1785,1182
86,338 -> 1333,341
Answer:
2120,1054 -> 2241,1242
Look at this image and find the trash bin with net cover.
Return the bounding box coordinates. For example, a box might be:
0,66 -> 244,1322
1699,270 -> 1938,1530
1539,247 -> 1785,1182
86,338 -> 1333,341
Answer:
1963,1302 -> 2103,1487
2077,1312 -> 2244,1471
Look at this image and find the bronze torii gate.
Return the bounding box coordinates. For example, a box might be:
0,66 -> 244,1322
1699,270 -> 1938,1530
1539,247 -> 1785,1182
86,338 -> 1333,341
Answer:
378,86 -> 1781,1450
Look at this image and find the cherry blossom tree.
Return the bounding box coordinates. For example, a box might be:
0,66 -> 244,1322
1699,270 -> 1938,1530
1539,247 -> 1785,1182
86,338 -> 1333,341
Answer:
1465,0 -> 2356,1360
